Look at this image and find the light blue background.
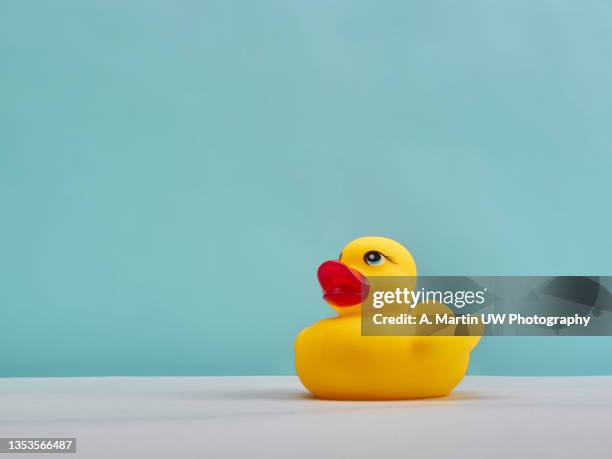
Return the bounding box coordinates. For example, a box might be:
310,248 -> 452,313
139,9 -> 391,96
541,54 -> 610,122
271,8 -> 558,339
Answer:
2,1 -> 611,377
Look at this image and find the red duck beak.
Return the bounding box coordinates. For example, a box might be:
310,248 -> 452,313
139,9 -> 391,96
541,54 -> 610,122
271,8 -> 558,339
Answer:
317,260 -> 370,307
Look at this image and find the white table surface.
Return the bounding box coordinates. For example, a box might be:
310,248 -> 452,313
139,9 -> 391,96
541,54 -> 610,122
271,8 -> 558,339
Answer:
1,375 -> 611,458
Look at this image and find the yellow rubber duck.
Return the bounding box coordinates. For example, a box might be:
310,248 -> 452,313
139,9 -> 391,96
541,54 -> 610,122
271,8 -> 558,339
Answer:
295,236 -> 481,400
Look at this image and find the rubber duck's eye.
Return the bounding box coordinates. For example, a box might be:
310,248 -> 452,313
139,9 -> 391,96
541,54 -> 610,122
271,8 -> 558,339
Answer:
364,251 -> 384,266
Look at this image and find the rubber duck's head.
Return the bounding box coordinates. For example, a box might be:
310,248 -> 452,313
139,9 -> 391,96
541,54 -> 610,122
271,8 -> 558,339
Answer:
317,236 -> 417,316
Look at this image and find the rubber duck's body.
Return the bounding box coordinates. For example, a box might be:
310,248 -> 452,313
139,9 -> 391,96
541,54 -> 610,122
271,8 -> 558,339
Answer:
295,237 -> 480,400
